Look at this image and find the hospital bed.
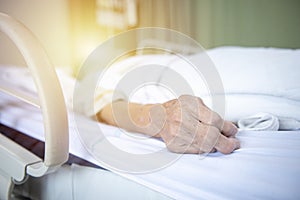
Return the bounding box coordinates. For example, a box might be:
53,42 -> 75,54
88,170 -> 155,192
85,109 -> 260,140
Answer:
0,12 -> 69,200
1,12 -> 300,200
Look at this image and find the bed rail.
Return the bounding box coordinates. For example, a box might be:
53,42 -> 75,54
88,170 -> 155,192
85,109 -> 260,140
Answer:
0,12 -> 69,199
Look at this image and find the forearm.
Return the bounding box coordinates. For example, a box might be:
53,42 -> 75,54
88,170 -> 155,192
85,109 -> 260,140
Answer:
96,100 -> 160,137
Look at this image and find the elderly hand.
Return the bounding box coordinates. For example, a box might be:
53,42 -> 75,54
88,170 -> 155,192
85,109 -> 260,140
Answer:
97,95 -> 240,154
149,95 -> 240,154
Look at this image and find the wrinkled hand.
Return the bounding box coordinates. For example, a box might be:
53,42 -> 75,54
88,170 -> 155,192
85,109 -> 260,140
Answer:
149,95 -> 240,154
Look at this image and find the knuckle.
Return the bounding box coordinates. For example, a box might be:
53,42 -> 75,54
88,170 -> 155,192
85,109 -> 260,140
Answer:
178,94 -> 192,100
222,139 -> 236,154
178,95 -> 203,103
196,97 -> 204,105
198,125 -> 219,152
198,123 -> 210,136
210,112 -> 223,126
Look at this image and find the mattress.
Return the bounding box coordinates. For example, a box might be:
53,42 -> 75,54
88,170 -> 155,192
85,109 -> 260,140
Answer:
1,46 -> 300,199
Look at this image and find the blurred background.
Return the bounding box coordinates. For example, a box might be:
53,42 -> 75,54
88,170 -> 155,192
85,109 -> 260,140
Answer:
1,0 -> 300,74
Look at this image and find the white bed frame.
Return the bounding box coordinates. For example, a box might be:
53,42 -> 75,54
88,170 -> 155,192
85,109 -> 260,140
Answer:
0,13 -> 69,200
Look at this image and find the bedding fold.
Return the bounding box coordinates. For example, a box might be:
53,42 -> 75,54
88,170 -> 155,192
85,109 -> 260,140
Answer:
238,112 -> 300,131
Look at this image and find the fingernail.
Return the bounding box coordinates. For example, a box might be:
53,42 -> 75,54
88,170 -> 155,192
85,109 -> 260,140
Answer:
231,126 -> 238,135
235,140 -> 241,149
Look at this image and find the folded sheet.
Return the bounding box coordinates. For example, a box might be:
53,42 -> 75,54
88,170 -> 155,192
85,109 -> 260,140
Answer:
238,112 -> 300,131
238,112 -> 280,131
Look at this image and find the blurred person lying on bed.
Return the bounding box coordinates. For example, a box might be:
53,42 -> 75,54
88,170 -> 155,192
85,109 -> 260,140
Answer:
96,95 -> 240,155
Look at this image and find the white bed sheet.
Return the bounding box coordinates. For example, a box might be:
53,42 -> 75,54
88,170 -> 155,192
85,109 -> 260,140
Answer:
1,46 -> 300,199
0,91 -> 300,200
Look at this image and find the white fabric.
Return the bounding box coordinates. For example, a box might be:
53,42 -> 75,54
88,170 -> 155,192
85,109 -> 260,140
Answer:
206,47 -> 300,101
238,112 -> 280,131
94,46 -> 300,103
1,46 -> 300,199
238,112 -> 300,131
75,54 -> 181,116
0,92 -> 300,200
1,46 -> 300,128
75,46 -> 300,128
206,46 -> 300,126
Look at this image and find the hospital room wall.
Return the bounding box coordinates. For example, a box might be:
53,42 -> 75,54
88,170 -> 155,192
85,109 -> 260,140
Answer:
0,0 -> 71,67
138,0 -> 300,49
195,0 -> 300,49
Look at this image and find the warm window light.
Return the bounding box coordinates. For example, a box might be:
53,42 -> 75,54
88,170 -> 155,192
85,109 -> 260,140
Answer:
96,0 -> 137,29
78,39 -> 98,61
72,36 -> 100,74
70,0 -> 138,75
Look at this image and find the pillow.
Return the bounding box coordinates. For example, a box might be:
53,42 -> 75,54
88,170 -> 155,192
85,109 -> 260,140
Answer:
206,46 -> 300,128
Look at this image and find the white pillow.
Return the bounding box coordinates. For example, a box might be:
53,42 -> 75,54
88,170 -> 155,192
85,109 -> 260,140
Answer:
206,46 -> 300,124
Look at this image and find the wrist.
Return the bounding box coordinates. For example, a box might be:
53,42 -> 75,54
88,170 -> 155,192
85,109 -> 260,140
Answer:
129,103 -> 162,137
97,101 -> 161,138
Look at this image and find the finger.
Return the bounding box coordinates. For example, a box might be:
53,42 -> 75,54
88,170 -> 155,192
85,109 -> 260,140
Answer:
210,148 -> 217,153
165,134 -> 200,154
192,99 -> 238,137
195,123 -> 220,153
214,134 -> 240,154
184,144 -> 215,154
164,119 -> 213,154
183,120 -> 219,154
221,120 -> 238,137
